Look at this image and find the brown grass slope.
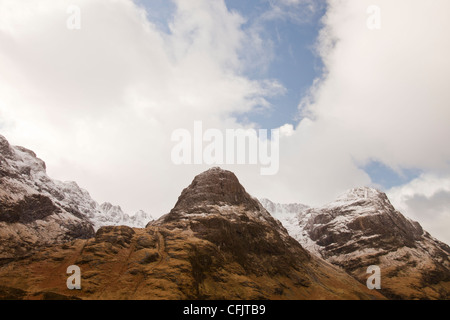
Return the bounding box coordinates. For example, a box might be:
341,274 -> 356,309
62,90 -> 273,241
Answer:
0,225 -> 383,300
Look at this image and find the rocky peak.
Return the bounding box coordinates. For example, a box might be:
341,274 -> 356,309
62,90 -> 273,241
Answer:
262,190 -> 450,299
151,168 -> 335,292
259,198 -> 309,217
0,135 -> 98,259
0,136 -> 46,175
0,135 -> 13,159
337,187 -> 386,200
170,167 -> 261,215
100,202 -> 124,216
133,210 -> 152,221
328,187 -> 393,211
93,203 -> 152,229
304,186 -> 425,249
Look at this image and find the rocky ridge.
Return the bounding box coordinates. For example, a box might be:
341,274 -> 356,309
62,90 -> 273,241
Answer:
0,135 -> 152,261
0,135 -> 95,260
262,187 -> 450,299
96,203 -> 153,229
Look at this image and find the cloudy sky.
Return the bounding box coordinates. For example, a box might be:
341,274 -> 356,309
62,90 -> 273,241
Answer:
1,0 -> 449,243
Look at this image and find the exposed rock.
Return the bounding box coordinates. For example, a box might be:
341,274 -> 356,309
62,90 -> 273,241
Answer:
262,187 -> 450,300
0,168 -> 384,300
169,167 -> 261,214
0,135 -> 96,259
0,194 -> 59,224
96,203 -> 153,229
0,134 -> 153,261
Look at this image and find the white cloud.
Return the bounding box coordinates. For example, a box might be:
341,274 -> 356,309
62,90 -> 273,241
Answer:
0,0 -> 281,215
279,123 -> 294,137
388,174 -> 450,244
1,0 -> 450,244
301,0 -> 450,171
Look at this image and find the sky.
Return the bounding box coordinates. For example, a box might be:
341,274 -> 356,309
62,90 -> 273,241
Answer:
0,0 -> 449,244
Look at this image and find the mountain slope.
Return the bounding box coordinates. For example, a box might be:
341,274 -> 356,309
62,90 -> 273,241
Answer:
0,168 -> 384,300
0,135 -> 96,260
0,135 -> 153,262
262,187 -> 450,299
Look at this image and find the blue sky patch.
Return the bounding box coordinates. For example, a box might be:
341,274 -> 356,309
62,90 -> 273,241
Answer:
363,161 -> 422,190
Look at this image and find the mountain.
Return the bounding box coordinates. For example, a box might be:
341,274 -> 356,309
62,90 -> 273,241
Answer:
94,203 -> 153,229
0,135 -> 96,261
0,135 -> 152,261
2,133 -> 444,300
261,187 -> 450,299
258,198 -> 309,245
0,168 -> 383,300
259,199 -> 309,217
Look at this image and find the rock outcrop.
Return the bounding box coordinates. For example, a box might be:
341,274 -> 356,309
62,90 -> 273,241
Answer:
0,135 -> 95,261
0,135 -> 152,261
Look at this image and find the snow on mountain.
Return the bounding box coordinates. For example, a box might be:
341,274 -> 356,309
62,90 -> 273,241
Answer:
261,187 -> 450,299
0,167 -> 384,300
147,167 -> 382,299
258,198 -> 310,248
258,198 -> 309,218
92,202 -> 153,229
157,168 -> 283,233
296,187 -> 427,256
0,134 -> 152,260
1,135 -> 96,259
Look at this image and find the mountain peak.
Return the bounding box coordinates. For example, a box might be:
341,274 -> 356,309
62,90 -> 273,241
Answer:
323,186 -> 392,212
0,135 -> 16,160
0,134 -> 10,147
170,167 -> 260,215
100,202 -> 123,213
0,136 -> 46,174
259,198 -> 309,218
338,187 -> 386,200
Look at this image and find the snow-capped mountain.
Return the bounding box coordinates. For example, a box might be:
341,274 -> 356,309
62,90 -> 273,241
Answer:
0,135 -> 152,260
94,202 -> 153,229
1,132 -> 448,300
0,135 -> 95,259
261,187 -> 450,299
150,167 -> 382,299
258,198 -> 309,246
155,168 -> 288,237
258,198 -> 309,218
0,167 -> 382,300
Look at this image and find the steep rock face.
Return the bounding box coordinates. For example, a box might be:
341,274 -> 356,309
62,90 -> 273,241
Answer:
302,188 -> 426,255
94,203 -> 153,229
0,135 -> 95,260
168,167 -> 262,214
156,168 -> 307,274
262,187 -> 450,300
259,198 -> 309,245
259,199 -> 309,218
132,210 -> 154,227
0,168 -> 384,300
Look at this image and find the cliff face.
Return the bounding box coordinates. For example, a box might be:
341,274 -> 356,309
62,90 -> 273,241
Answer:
0,135 -> 95,261
262,188 -> 450,300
